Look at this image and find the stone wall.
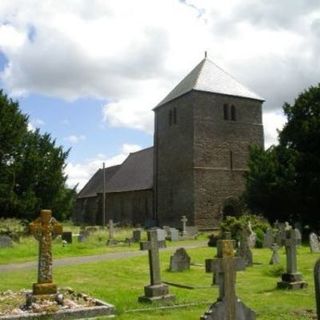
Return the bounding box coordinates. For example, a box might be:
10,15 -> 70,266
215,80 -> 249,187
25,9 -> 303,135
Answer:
104,190 -> 153,226
154,94 -> 195,228
193,91 -> 264,228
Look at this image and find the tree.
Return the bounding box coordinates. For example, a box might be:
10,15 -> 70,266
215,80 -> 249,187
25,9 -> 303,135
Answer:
0,90 -> 75,220
244,83 -> 320,227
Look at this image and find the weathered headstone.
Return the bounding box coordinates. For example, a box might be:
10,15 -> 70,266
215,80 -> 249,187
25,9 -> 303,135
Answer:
201,240 -> 256,320
169,248 -> 191,272
247,222 -> 257,249
132,229 -> 142,242
107,219 -> 118,245
78,230 -> 89,242
263,229 -> 274,248
237,228 -> 253,266
62,231 -> 72,244
29,209 -> 63,295
0,235 -> 13,248
138,229 -> 175,302
156,228 -> 166,242
169,228 -> 180,241
269,243 -> 280,265
181,216 -> 188,236
314,258 -> 320,319
310,232 -> 320,253
277,228 -> 307,289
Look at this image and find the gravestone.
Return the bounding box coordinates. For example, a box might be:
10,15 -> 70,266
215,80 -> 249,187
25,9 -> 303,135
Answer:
247,222 -> 256,248
0,235 -> 13,248
314,258 -> 320,319
263,229 -> 274,248
156,228 -> 166,242
277,228 -> 308,289
107,219 -> 118,245
29,209 -> 63,295
169,248 -> 191,272
181,216 -> 188,236
310,233 -> 320,253
237,228 -> 253,266
294,228 -> 302,245
78,230 -> 89,242
169,228 -> 180,241
139,229 -> 175,302
201,240 -> 256,320
133,229 -> 142,242
269,243 -> 280,265
62,231 -> 72,244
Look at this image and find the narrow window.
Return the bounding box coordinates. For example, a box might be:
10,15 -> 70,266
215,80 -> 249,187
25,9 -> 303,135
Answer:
173,107 -> 177,124
230,150 -> 233,170
223,104 -> 229,120
231,105 -> 236,121
169,110 -> 173,126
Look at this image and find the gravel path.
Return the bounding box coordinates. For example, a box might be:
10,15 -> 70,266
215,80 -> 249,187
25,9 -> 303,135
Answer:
0,242 -> 207,272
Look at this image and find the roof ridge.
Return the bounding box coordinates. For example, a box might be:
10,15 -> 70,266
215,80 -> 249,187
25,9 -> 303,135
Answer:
129,146 -> 153,155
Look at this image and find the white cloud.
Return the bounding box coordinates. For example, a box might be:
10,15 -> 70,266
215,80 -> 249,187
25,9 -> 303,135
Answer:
0,0 -> 320,143
263,110 -> 287,148
64,134 -> 86,144
65,143 -> 142,190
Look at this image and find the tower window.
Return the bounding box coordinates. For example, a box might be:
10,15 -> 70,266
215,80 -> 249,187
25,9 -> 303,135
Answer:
223,104 -> 229,120
169,110 -> 173,126
231,105 -> 236,121
230,150 -> 233,170
173,107 -> 177,124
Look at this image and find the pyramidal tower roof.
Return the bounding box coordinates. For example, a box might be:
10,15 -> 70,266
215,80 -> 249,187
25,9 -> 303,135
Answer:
156,57 -> 264,108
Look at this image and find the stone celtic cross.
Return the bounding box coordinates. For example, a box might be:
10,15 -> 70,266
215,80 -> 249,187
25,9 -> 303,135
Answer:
201,240 -> 255,320
181,215 -> 188,236
29,209 -> 62,295
139,229 -> 175,302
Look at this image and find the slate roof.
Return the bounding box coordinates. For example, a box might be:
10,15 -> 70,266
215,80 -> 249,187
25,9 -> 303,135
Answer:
77,165 -> 120,199
156,57 -> 264,108
106,147 -> 153,193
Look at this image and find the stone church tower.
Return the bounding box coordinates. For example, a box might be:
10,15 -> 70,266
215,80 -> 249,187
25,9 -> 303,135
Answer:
153,57 -> 264,229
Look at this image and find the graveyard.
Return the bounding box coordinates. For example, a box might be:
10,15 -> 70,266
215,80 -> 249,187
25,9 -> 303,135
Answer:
0,216 -> 319,319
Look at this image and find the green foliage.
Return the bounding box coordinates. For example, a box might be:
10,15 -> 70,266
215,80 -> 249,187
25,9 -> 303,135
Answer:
219,214 -> 270,241
0,90 -> 76,221
245,83 -> 320,228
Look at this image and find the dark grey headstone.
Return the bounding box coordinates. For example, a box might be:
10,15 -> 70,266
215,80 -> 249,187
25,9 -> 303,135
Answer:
62,231 -> 72,243
169,248 -> 191,272
0,235 -> 13,248
310,233 -> 320,253
132,229 -> 142,242
263,229 -> 274,248
237,229 -> 253,266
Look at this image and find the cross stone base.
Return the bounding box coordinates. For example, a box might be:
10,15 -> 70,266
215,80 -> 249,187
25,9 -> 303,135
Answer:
201,298 -> 256,320
277,273 -> 308,289
33,283 -> 58,295
138,284 -> 175,303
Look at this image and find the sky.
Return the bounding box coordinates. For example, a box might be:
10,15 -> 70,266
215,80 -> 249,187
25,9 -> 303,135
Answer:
0,0 -> 320,190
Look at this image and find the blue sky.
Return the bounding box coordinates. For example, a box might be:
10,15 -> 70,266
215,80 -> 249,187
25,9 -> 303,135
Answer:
1,0 -> 320,189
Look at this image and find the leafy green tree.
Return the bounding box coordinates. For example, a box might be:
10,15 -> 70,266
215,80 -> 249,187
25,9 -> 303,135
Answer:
245,83 -> 320,227
0,90 -> 75,220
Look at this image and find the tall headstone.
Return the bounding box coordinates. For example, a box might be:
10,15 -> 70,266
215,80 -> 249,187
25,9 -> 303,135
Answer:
181,216 -> 188,236
314,258 -> 320,319
132,229 -> 142,242
247,222 -> 256,249
169,248 -> 191,272
237,228 -> 253,266
107,219 -> 118,245
29,209 -> 63,295
201,240 -> 256,320
263,229 -> 274,248
138,229 -> 175,303
269,243 -> 280,265
277,229 -> 307,289
310,233 -> 320,253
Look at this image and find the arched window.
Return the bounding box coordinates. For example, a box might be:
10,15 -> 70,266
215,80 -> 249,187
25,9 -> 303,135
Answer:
223,104 -> 229,120
169,110 -> 173,126
173,107 -> 177,124
231,105 -> 236,121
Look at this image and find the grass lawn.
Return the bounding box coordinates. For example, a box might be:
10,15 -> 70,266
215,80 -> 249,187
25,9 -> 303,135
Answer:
0,241 -> 318,319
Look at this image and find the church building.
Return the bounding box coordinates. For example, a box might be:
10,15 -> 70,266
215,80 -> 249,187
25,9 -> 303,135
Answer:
74,56 -> 264,229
